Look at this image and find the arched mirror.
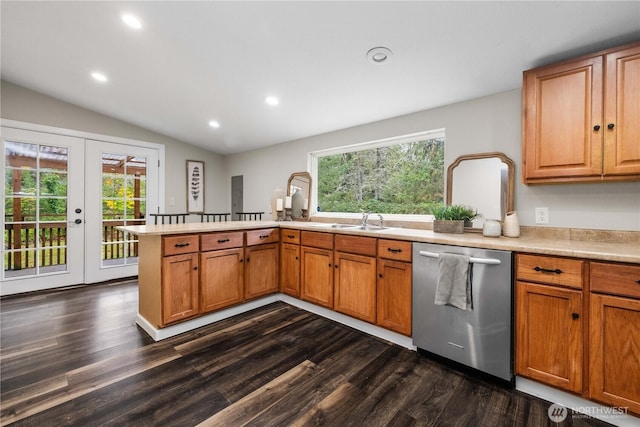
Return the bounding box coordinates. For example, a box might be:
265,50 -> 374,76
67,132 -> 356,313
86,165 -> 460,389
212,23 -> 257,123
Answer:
446,152 -> 515,230
287,172 -> 312,221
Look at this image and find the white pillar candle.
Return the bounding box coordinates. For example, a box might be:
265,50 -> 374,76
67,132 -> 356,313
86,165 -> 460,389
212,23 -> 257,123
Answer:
285,196 -> 292,208
276,198 -> 283,211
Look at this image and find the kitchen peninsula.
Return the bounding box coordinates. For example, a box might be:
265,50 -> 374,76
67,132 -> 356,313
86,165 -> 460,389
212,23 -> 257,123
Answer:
122,220 -> 639,337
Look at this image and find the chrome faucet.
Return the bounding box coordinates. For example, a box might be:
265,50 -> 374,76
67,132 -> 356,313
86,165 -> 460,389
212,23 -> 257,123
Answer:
377,214 -> 384,229
361,212 -> 370,227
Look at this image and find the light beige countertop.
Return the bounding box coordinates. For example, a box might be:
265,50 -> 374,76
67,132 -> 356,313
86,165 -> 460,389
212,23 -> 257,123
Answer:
120,221 -> 640,264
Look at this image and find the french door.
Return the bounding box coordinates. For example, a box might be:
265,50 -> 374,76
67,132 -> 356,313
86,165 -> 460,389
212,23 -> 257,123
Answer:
84,140 -> 159,283
2,127 -> 85,295
2,126 -> 161,295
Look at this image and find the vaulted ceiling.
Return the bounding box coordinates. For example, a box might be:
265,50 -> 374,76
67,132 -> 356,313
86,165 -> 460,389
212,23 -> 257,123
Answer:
2,1 -> 639,154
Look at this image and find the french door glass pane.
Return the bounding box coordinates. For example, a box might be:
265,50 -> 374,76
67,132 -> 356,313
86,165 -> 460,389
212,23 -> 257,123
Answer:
3,140 -> 69,278
101,153 -> 146,267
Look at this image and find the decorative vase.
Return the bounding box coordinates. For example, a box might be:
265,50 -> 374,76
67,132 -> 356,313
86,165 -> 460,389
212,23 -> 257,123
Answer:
483,219 -> 502,237
433,220 -> 464,234
503,211 -> 520,237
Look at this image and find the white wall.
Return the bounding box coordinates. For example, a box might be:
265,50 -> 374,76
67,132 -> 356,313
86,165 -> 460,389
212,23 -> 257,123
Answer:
227,89 -> 640,231
3,81 -> 638,231
1,81 -> 228,217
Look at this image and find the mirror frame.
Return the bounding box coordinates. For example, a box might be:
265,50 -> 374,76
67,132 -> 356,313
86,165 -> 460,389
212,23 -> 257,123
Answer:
446,152 -> 515,227
287,171 -> 312,221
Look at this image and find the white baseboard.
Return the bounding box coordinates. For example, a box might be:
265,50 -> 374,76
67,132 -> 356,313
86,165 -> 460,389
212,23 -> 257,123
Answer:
516,377 -> 639,427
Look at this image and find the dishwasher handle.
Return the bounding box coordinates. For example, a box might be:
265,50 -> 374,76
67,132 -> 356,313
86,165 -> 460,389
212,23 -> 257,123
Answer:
418,250 -> 501,265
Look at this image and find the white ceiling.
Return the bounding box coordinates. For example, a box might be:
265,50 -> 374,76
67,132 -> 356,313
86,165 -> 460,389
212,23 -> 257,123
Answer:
2,1 -> 639,155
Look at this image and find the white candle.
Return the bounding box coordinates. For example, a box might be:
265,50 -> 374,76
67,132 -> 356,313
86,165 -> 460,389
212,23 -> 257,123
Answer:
304,198 -> 309,209
285,196 -> 292,208
276,198 -> 283,211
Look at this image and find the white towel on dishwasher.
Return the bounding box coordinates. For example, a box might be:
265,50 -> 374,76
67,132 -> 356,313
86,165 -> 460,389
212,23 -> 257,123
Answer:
434,253 -> 472,310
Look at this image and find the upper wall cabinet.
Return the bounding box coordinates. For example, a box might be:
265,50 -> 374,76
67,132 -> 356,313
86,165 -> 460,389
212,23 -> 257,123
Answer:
522,41 -> 640,184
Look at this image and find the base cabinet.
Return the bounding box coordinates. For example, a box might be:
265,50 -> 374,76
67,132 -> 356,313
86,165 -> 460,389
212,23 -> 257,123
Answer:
200,248 -> 244,313
280,229 -> 301,297
588,261 -> 640,414
589,294 -> 640,414
161,253 -> 200,325
334,252 -> 377,322
377,258 -> 412,336
301,246 -> 334,308
245,243 -> 279,300
516,281 -> 583,393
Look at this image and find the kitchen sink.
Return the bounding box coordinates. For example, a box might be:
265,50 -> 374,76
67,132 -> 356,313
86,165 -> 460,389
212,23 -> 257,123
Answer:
315,223 -> 356,229
346,225 -> 393,231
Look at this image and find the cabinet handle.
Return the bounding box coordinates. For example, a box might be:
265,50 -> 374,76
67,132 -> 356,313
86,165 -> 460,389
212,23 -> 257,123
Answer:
379,273 -> 383,278
193,266 -> 198,271
259,234 -> 269,239
240,258 -> 244,263
217,238 -> 230,243
534,266 -> 562,274
174,243 -> 190,248
387,248 -> 402,253
335,264 -> 339,268
572,312 -> 579,320
593,125 -> 601,131
636,279 -> 640,285
246,257 -> 250,263
607,123 -> 615,130
295,256 -> 299,260
328,263 -> 332,267
287,234 -> 295,239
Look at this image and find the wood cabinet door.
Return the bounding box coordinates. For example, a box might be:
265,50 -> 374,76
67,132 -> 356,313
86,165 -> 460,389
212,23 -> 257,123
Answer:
604,44 -> 640,177
161,253 -> 199,325
280,242 -> 300,297
589,293 -> 640,414
523,56 -> 603,182
334,252 -> 376,323
300,246 -> 334,308
244,243 -> 278,300
377,259 -> 412,336
200,248 -> 244,313
515,281 -> 583,393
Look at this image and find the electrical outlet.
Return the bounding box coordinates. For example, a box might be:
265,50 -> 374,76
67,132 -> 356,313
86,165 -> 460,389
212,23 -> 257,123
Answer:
535,207 -> 549,224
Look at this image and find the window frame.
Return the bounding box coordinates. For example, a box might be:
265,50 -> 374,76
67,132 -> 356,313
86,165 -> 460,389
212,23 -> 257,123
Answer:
308,129 -> 445,222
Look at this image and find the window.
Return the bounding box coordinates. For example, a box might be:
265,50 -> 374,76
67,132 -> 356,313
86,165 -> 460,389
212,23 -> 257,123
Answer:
311,130 -> 444,215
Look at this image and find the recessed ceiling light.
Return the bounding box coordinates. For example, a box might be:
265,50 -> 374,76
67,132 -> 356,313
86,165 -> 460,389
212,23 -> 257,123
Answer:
265,96 -> 279,106
366,47 -> 393,64
122,14 -> 142,29
91,72 -> 108,82
208,120 -> 220,128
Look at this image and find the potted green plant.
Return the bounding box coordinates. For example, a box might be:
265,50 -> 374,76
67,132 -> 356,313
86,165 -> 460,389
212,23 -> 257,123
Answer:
432,204 -> 477,234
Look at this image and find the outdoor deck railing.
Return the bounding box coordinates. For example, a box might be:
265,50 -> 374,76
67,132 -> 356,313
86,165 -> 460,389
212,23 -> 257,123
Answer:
3,217 -> 145,270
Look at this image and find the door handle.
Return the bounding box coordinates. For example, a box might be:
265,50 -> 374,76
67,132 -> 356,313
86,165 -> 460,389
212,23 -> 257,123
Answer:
68,219 -> 82,225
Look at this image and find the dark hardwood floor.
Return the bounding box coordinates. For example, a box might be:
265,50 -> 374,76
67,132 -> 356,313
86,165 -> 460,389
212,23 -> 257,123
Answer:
1,280 -> 612,426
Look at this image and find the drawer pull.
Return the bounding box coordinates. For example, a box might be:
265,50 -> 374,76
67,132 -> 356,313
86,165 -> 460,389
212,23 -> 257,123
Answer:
387,248 -> 402,253
174,242 -> 190,248
259,234 -> 270,239
636,279 -> 640,285
534,266 -> 562,274
217,239 -> 230,243
287,234 -> 296,239
572,312 -> 579,320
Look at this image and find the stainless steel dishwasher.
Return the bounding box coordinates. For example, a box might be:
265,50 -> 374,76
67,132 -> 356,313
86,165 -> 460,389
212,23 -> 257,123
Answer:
412,242 -> 513,382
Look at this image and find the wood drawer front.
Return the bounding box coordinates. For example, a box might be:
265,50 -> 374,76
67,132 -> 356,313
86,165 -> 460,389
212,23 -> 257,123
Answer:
378,239 -> 412,262
163,235 -> 199,256
516,254 -> 584,289
201,232 -> 244,251
335,234 -> 377,257
280,229 -> 301,244
301,231 -> 334,250
246,228 -> 279,246
591,261 -> 640,299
